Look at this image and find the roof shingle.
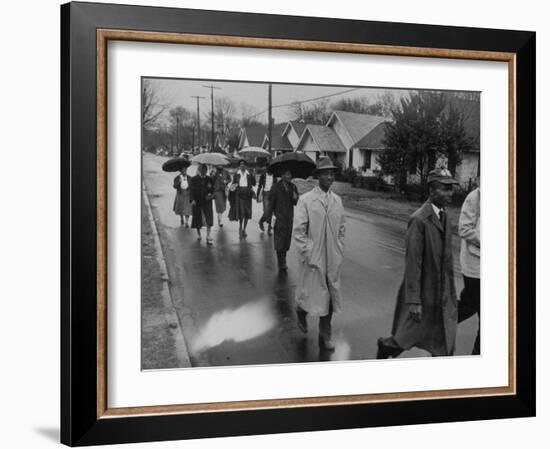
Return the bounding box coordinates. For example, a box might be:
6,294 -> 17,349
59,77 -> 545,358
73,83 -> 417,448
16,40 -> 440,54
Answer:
330,110 -> 387,145
298,125 -> 346,153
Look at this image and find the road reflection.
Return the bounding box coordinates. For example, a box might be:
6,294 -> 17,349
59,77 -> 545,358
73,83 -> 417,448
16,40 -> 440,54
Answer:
191,298 -> 277,353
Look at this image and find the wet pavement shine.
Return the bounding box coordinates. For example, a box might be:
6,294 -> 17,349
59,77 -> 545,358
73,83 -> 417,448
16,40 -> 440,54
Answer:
143,153 -> 478,368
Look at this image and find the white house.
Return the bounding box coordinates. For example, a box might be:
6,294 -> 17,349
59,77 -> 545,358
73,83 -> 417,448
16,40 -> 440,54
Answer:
294,124 -> 347,164
351,121 -> 391,174
281,120 -> 308,149
260,123 -> 293,156
326,110 -> 388,169
238,124 -> 267,149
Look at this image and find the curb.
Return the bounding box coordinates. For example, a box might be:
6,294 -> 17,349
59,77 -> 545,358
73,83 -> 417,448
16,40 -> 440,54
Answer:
142,186 -> 192,368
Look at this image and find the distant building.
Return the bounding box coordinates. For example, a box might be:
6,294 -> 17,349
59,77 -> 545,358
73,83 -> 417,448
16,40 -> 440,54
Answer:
261,123 -> 293,157
238,124 -> 267,149
281,120 -> 308,149
294,124 -> 347,165
326,110 -> 387,169
351,121 -> 391,174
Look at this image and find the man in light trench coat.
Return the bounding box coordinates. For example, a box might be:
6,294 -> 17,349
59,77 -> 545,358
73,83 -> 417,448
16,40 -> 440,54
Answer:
377,169 -> 459,358
293,157 -> 346,351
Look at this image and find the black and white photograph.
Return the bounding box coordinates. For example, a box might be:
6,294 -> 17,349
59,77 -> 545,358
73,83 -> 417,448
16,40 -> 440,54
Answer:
141,77 -> 481,369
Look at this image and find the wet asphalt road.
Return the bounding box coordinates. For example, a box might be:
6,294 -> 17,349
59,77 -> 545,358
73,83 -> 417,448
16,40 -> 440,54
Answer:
143,153 -> 477,368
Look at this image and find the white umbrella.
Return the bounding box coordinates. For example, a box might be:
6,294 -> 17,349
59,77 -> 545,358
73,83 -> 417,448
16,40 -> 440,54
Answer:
191,152 -> 229,166
238,146 -> 271,157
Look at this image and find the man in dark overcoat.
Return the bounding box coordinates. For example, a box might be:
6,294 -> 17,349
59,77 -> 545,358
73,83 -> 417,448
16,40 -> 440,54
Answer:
190,164 -> 214,245
261,168 -> 299,272
377,169 -> 459,358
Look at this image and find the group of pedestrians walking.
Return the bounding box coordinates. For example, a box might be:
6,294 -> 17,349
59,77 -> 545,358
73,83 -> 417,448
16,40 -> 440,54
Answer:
170,156 -> 480,357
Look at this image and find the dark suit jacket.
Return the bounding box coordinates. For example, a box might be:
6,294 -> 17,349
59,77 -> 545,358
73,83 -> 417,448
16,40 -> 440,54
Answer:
189,175 -> 214,205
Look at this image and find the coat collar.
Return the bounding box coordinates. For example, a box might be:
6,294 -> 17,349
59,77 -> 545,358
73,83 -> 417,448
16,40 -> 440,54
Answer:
311,186 -> 334,210
421,201 -> 444,233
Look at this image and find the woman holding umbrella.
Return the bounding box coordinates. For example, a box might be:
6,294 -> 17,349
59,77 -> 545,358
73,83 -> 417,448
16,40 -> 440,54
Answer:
262,152 -> 315,273
173,166 -> 192,227
231,160 -> 256,238
162,157 -> 192,227
189,163 -> 215,245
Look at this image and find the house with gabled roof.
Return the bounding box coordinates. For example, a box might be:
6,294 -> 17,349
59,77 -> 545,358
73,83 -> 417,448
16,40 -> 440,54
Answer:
282,120 -> 308,149
238,124 -> 267,149
261,123 -> 293,156
326,110 -> 388,169
215,127 -> 240,153
351,121 -> 391,174
294,124 -> 347,164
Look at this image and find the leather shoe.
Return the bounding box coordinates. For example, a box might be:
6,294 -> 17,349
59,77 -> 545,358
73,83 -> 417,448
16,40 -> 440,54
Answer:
319,335 -> 335,351
376,337 -> 402,359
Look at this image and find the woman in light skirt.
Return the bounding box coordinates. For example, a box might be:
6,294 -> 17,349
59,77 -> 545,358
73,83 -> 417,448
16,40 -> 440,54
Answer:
172,167 -> 192,227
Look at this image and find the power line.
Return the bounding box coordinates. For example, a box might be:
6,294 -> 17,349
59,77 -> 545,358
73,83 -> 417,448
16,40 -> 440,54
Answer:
245,87 -> 364,121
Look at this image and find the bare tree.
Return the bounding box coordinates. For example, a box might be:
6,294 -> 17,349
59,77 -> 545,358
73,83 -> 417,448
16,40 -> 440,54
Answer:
214,96 -> 237,132
240,103 -> 262,126
142,79 -> 168,130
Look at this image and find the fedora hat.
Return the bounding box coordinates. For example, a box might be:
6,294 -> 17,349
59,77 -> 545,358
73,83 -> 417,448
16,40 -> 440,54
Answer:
313,156 -> 337,174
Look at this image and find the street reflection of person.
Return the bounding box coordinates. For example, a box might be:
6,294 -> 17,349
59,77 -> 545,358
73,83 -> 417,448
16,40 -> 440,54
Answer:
261,169 -> 299,273
212,166 -> 230,228
257,168 -> 276,235
190,164 -> 214,245
293,157 -> 345,351
377,169 -> 459,359
458,185 -> 480,355
231,160 -> 256,239
172,166 -> 192,228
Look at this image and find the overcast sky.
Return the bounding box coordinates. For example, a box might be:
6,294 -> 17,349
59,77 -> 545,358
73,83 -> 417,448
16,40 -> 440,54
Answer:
145,77 -> 417,125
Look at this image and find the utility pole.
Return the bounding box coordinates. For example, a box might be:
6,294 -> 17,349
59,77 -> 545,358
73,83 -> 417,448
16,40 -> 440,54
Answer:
176,116 -> 180,155
190,95 -> 205,151
268,83 -> 273,153
203,84 -> 221,151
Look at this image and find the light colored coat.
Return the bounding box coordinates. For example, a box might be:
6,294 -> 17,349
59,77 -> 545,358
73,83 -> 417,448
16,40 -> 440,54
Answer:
459,188 -> 480,279
293,187 -> 346,316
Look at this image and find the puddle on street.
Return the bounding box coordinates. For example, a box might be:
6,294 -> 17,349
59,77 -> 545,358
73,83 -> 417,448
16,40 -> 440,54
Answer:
191,298 -> 277,353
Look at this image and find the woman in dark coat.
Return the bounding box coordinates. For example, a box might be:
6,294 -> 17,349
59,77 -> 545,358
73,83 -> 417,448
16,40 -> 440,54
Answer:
190,164 -> 215,245
262,169 -> 299,272
172,167 -> 192,227
231,160 -> 256,238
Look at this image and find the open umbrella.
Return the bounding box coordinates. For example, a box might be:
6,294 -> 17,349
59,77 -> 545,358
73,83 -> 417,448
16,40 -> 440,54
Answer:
191,152 -> 229,166
238,146 -> 271,157
268,152 -> 316,179
237,146 -> 271,164
161,157 -> 191,172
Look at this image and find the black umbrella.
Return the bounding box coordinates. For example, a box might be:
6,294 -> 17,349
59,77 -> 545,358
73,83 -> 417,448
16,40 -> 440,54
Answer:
268,152 -> 316,179
161,157 -> 191,172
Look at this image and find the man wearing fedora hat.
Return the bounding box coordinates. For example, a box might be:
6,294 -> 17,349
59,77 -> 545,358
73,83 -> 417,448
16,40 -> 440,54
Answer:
293,156 -> 346,351
377,168 -> 459,358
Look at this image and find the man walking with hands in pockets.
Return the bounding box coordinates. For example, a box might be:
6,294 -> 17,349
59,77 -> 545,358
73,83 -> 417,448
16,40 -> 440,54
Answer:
293,157 -> 346,351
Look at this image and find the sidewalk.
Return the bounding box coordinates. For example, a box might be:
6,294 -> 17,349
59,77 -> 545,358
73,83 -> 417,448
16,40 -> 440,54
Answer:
141,191 -> 191,369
